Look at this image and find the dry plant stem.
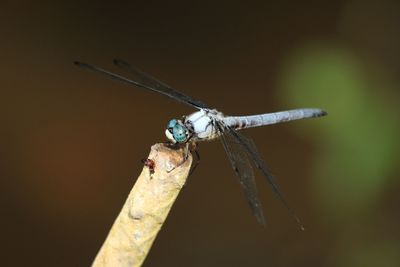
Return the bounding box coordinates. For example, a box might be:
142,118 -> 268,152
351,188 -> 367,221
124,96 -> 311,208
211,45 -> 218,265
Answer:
92,143 -> 192,267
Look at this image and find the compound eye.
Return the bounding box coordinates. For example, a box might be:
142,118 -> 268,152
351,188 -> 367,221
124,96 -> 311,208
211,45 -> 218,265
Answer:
167,119 -> 177,130
172,124 -> 188,143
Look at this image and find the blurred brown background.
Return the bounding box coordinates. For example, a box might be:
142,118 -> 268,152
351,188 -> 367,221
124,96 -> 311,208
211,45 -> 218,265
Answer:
1,0 -> 400,266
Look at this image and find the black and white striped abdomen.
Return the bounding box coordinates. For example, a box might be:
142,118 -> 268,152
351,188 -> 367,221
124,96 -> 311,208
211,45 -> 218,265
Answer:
223,108 -> 327,130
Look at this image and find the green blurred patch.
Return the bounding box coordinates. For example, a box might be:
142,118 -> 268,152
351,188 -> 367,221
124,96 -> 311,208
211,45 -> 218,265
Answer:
336,235 -> 400,267
277,44 -> 400,222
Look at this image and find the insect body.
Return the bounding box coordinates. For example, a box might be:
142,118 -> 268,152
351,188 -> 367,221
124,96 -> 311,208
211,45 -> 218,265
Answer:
75,59 -> 327,228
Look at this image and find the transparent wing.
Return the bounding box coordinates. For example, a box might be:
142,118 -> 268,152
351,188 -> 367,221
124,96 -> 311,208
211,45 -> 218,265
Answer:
74,60 -> 210,110
226,127 -> 304,230
217,122 -> 266,225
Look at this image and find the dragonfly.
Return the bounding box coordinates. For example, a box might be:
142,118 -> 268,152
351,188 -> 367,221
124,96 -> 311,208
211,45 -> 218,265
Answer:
75,59 -> 327,229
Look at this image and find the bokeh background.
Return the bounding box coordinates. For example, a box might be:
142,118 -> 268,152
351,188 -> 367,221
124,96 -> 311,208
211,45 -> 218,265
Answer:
1,1 -> 399,266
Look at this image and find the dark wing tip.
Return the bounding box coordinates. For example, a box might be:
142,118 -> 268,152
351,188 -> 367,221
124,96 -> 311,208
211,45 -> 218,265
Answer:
293,214 -> 305,231
113,58 -> 131,68
320,110 -> 328,116
74,61 -> 90,68
251,202 -> 266,226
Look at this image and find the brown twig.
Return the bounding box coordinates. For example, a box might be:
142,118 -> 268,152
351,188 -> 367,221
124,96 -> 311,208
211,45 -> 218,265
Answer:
92,143 -> 192,267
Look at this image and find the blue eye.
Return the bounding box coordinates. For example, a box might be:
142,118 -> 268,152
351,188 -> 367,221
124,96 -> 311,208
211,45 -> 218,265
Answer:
172,124 -> 188,143
167,119 -> 177,129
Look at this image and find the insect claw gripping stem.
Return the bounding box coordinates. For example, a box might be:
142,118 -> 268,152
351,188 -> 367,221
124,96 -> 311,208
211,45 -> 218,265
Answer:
188,144 -> 200,177
163,142 -> 191,173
